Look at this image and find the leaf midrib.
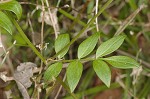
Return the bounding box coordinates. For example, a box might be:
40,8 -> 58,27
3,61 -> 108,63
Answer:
79,35 -> 98,58
98,36 -> 124,57
105,58 -> 138,67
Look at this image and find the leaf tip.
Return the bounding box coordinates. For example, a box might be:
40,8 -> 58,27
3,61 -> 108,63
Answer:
70,87 -> 75,93
105,82 -> 110,88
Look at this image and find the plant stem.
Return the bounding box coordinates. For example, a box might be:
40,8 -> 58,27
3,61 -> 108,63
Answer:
57,77 -> 78,99
58,9 -> 86,26
138,78 -> 150,98
52,0 -> 113,59
47,58 -> 95,64
123,70 -> 132,99
78,68 -> 95,91
12,19 -> 46,64
64,83 -> 120,99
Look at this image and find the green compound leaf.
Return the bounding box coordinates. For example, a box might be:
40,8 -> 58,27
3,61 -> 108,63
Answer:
93,59 -> 111,87
0,11 -> 13,34
0,0 -> 22,20
96,35 -> 126,58
102,56 -> 139,69
55,34 -> 70,59
78,32 -> 100,59
44,62 -> 62,81
66,60 -> 83,92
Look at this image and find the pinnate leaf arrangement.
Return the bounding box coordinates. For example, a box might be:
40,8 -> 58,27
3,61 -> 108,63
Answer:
0,0 -> 139,97
44,33 -> 139,92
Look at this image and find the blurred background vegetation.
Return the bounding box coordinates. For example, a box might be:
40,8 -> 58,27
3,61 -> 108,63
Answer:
0,0 -> 150,99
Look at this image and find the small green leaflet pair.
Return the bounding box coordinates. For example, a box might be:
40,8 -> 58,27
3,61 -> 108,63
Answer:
44,33 -> 139,93
0,0 -> 22,35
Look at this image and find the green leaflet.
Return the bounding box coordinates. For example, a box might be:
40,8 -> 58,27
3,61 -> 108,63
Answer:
14,34 -> 27,45
55,34 -> 70,59
0,11 -> 13,34
102,56 -> 139,69
66,60 -> 83,92
93,59 -> 111,87
44,62 -> 62,81
0,0 -> 22,20
96,35 -> 126,58
78,32 -> 100,59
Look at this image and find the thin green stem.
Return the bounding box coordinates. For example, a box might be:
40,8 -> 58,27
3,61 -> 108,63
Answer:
51,0 -> 113,59
57,77 -> 78,99
123,70 -> 132,99
58,9 -> 86,26
12,19 -> 46,64
78,68 -> 95,91
47,58 -> 95,64
64,83 -> 120,99
138,78 -> 150,98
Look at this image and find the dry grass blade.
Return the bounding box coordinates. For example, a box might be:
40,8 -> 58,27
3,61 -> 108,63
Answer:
45,0 -> 60,39
114,4 -> 147,36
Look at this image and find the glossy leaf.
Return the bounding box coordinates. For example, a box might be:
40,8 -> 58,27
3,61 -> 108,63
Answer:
78,32 -> 100,59
96,35 -> 126,58
102,56 -> 139,69
93,59 -> 111,87
44,62 -> 62,81
0,11 -> 13,34
0,0 -> 22,20
55,34 -> 70,58
66,60 -> 83,92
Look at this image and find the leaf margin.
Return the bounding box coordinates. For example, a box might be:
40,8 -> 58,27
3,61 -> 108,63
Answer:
78,32 -> 100,59
96,35 -> 126,58
102,56 -> 140,69
93,59 -> 111,87
66,60 -> 83,92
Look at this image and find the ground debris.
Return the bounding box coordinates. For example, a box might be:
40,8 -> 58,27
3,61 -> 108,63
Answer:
13,62 -> 37,99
